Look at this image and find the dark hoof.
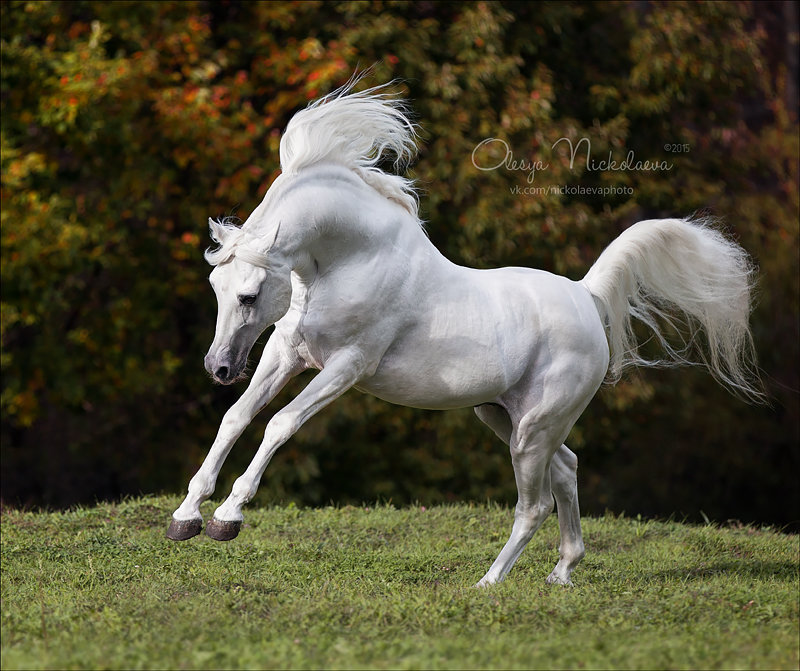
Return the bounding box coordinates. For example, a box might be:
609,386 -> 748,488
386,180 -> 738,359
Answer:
206,518 -> 242,541
166,518 -> 203,541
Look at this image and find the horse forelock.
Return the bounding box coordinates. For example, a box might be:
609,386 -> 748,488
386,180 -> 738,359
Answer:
204,217 -> 270,268
278,75 -> 421,219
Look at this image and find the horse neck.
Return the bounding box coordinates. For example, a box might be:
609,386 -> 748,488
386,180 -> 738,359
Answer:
272,172 -> 425,281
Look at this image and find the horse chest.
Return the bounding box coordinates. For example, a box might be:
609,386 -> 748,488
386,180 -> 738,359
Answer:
279,305 -> 361,372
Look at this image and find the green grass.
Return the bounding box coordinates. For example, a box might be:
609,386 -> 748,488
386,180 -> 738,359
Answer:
2,497 -> 798,670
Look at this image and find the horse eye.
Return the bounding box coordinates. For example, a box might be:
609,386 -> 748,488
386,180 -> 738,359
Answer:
238,294 -> 258,306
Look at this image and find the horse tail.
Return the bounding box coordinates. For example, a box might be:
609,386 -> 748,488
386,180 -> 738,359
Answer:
581,217 -> 766,403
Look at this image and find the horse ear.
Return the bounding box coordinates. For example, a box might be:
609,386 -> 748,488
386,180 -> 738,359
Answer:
208,217 -> 227,245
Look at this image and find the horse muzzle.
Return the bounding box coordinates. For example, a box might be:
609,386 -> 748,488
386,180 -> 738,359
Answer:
204,349 -> 244,385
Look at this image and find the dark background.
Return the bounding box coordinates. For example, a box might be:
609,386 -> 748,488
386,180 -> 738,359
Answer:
2,1 -> 798,529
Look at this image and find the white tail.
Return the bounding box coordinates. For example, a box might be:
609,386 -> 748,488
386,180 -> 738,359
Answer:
582,218 -> 765,403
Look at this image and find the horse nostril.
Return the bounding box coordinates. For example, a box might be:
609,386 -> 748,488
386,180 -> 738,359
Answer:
216,366 -> 229,381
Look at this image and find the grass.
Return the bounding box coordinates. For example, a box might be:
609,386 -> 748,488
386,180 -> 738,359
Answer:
1,496 -> 798,670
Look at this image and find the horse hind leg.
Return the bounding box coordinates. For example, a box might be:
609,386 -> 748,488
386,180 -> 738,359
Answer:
474,405 -> 585,586
546,445 -> 585,585
476,432 -> 555,586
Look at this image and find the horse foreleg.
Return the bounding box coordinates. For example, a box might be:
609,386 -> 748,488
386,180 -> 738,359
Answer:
206,350 -> 364,540
167,334 -> 304,540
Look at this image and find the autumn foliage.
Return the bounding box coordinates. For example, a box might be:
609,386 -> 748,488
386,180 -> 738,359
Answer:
2,1 -> 797,526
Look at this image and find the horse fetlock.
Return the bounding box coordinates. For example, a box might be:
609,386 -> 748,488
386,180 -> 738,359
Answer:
561,546 -> 585,566
172,496 -> 204,521
559,535 -> 585,557
230,476 -> 257,504
551,545 -> 584,584
187,472 -> 216,499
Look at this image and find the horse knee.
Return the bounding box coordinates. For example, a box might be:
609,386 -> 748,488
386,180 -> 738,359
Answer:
231,475 -> 258,504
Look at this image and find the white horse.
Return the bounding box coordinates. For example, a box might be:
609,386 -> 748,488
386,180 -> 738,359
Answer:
167,81 -> 763,586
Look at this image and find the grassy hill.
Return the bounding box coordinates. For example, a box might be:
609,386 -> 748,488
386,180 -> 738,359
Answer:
2,496 -> 797,670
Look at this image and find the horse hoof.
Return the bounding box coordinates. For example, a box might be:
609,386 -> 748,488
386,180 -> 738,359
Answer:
166,518 -> 203,541
205,518 -> 242,541
545,572 -> 574,586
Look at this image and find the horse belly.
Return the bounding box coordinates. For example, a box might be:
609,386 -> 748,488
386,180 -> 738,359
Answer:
355,362 -> 511,410
355,325 -> 524,410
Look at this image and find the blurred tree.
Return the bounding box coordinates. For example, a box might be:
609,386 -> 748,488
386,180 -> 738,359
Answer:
1,1 -> 797,527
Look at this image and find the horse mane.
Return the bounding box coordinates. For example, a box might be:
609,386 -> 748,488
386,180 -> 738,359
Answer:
279,74 -> 420,217
206,75 -> 421,266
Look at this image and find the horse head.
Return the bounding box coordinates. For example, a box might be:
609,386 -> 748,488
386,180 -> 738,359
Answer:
203,218 -> 290,384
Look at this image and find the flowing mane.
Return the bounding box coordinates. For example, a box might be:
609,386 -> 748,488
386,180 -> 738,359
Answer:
206,77 -> 421,267
279,77 -> 420,217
